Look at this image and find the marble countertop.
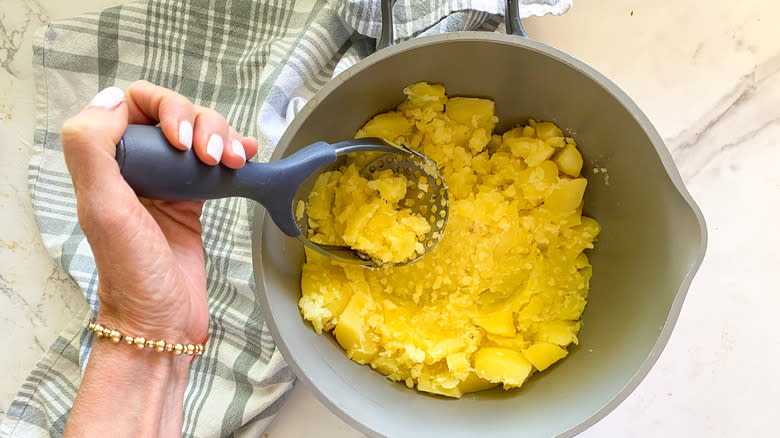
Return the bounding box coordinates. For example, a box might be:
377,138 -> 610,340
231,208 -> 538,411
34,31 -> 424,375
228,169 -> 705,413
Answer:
1,0 -> 778,436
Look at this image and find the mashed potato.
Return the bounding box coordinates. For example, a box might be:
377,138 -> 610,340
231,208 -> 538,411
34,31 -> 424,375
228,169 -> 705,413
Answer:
306,165 -> 431,264
299,82 -> 600,398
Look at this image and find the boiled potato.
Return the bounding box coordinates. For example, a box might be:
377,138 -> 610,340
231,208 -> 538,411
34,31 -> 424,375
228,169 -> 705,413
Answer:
519,160 -> 559,204
545,178 -> 588,213
333,293 -> 378,363
457,372 -> 500,393
553,144 -> 584,177
417,375 -> 462,398
308,166 -> 430,264
522,343 -> 568,371
524,142 -> 556,167
545,136 -> 566,148
300,82 -> 600,398
534,121 -> 564,140
355,112 -> 411,139
534,320 -> 581,346
505,137 -> 537,159
474,347 -> 533,388
367,170 -> 407,203
445,97 -> 496,130
401,81 -> 446,112
475,309 -> 516,337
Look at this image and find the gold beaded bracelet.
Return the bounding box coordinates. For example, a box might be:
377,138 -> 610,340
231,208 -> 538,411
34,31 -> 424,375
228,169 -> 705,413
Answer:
87,321 -> 205,357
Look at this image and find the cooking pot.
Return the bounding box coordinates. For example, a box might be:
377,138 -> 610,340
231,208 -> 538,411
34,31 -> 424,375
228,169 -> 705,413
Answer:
252,1 -> 707,436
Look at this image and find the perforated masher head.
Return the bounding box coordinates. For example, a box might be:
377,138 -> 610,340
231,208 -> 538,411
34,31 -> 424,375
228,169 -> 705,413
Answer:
293,138 -> 449,267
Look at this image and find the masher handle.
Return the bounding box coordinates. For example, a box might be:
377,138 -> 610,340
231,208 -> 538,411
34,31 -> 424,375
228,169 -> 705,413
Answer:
116,124 -> 337,237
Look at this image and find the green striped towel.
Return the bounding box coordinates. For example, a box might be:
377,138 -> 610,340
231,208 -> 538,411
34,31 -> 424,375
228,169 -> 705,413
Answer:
0,1 -> 570,436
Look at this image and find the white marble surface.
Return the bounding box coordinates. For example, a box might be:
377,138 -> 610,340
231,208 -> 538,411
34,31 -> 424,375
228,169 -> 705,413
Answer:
0,0 -> 122,415
1,0 -> 778,436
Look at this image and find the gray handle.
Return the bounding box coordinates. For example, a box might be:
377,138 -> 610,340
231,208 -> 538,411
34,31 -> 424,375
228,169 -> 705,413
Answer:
116,124 -> 337,237
377,0 -> 397,50
505,0 -> 528,37
376,0 -> 527,49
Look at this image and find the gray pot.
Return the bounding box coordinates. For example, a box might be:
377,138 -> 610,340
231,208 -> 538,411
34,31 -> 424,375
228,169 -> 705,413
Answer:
253,3 -> 707,437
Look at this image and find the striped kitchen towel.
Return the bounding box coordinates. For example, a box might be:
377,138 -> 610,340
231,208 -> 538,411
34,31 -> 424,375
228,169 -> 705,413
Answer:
0,1 -> 570,437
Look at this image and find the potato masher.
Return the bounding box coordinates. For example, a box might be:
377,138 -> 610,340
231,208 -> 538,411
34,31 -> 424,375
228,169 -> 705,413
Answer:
115,124 -> 449,267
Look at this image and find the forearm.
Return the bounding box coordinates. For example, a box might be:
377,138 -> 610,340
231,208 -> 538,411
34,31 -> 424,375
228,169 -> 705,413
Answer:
64,337 -> 191,437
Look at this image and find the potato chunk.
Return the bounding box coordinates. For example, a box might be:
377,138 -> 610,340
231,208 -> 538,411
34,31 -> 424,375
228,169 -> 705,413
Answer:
545,178 -> 588,212
534,320 -> 581,346
446,97 -> 496,130
474,347 -> 533,388
475,310 -> 516,337
355,112 -> 411,140
534,121 -> 564,140
553,144 -> 584,177
367,169 -> 407,204
417,376 -> 462,398
457,372 -> 499,393
522,343 -> 568,371
402,82 -> 447,112
334,294 -> 378,363
524,142 -> 556,167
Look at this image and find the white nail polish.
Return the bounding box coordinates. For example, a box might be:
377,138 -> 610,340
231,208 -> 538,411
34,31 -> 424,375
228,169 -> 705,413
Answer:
88,86 -> 124,109
206,134 -> 224,162
179,120 -> 193,150
232,140 -> 246,163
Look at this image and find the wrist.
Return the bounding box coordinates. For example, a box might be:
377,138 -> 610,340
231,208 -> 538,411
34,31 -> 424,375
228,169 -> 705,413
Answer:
64,332 -> 191,437
89,318 -> 206,359
88,333 -> 192,379
94,312 -> 207,346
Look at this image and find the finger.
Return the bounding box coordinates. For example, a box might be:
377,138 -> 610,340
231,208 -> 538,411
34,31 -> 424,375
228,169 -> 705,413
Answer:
125,80 -> 196,151
240,136 -> 259,161
220,127 -> 246,169
193,107 -> 229,166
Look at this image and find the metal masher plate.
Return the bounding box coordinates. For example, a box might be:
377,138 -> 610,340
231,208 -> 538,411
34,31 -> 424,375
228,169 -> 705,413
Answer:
291,138 -> 449,267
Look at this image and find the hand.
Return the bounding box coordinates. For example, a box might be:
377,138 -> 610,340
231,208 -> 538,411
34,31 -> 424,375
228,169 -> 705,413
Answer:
61,81 -> 258,436
61,80 -> 259,348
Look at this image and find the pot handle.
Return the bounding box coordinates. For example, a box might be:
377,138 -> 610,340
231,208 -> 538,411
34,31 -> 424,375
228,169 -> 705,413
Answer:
376,0 -> 397,49
376,0 -> 526,50
505,0 -> 528,37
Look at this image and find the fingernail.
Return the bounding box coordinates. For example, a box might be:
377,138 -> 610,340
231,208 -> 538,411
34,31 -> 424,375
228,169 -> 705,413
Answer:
88,86 -> 124,109
232,140 -> 246,163
179,120 -> 193,150
206,134 -> 224,163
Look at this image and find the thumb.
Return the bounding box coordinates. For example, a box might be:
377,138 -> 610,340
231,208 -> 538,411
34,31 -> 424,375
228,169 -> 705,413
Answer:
61,87 -> 138,234
62,86 -> 129,188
